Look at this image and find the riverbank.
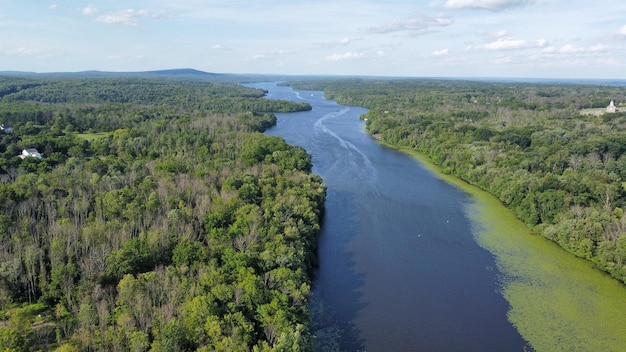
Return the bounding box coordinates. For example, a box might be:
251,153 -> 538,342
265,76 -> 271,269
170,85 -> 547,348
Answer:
257,81 -> 533,350
384,141 -> 626,351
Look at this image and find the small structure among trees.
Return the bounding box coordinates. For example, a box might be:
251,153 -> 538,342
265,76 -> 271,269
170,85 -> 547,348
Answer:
607,100 -> 618,113
19,148 -> 42,159
0,123 -> 12,133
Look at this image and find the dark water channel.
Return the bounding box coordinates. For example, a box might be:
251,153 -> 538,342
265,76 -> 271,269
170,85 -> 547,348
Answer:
247,82 -> 528,351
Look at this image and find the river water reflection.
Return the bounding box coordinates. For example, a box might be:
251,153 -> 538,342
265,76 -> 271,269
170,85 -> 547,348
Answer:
247,82 -> 528,351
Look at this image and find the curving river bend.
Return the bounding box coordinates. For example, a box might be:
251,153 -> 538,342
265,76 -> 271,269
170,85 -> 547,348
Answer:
247,82 -> 529,351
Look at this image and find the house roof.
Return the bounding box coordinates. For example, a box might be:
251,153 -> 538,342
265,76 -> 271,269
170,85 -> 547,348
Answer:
20,148 -> 42,159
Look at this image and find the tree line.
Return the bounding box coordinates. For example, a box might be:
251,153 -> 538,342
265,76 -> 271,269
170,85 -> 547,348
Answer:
0,76 -> 323,351
291,78 -> 626,284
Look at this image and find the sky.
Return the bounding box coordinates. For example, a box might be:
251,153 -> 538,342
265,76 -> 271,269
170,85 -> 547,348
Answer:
1,0 -> 626,79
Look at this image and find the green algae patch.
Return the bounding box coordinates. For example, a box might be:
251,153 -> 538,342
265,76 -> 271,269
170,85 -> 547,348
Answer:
469,193 -> 626,352
397,145 -> 626,351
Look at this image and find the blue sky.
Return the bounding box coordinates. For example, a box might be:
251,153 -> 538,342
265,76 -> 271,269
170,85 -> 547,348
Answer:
1,0 -> 626,78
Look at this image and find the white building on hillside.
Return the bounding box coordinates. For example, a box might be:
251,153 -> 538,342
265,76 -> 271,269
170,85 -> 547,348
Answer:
607,100 -> 617,113
20,148 -> 42,159
0,124 -> 12,133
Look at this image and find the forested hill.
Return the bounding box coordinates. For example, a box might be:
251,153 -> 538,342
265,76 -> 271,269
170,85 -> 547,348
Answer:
0,68 -> 224,80
291,79 -> 626,284
0,76 -> 323,351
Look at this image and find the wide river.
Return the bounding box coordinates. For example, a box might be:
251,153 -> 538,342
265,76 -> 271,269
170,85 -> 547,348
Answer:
247,82 -> 529,351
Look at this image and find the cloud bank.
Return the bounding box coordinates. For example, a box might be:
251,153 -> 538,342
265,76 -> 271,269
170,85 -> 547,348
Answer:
325,52 -> 365,61
82,5 -> 98,16
369,14 -> 453,34
96,9 -> 163,26
444,0 -> 531,11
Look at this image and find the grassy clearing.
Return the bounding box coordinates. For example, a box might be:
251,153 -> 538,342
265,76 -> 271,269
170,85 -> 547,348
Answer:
75,131 -> 113,141
579,108 -> 606,116
394,144 -> 626,351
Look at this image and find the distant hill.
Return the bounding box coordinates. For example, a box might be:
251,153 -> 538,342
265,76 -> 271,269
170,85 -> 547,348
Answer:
2,70 -> 625,86
0,68 -> 236,81
141,68 -> 220,76
0,69 -> 324,84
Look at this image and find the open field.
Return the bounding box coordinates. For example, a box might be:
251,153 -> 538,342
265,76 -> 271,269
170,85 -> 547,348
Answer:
75,131 -> 113,141
579,108 -> 606,116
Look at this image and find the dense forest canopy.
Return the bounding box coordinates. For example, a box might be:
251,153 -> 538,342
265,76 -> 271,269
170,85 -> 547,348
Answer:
0,76 -> 323,351
291,78 -> 626,284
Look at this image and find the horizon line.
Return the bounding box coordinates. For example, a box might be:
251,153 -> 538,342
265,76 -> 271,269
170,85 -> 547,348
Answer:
1,68 -> 625,85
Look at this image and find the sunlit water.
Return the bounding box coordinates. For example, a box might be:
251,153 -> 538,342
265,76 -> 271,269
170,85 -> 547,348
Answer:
246,82 -> 528,351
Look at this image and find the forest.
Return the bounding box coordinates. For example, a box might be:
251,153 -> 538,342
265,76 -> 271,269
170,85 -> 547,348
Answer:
291,78 -> 626,285
0,76 -> 324,351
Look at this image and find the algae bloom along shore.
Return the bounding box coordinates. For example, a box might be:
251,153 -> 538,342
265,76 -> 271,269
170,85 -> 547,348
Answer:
409,149 -> 626,351
470,194 -> 626,352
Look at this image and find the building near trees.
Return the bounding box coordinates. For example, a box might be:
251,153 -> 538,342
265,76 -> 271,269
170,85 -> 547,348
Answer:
0,123 -> 12,133
20,148 -> 42,159
607,100 -> 618,113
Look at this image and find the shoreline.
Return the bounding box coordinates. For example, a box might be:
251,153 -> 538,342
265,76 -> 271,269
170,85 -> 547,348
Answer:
375,138 -> 626,351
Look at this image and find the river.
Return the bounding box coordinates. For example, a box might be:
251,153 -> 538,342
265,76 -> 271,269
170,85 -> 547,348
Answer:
246,82 -> 529,351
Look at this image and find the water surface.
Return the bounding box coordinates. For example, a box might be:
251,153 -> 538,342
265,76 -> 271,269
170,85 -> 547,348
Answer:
248,82 -> 527,351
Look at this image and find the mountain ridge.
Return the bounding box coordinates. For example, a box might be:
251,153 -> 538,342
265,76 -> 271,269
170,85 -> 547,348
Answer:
0,68 -> 224,79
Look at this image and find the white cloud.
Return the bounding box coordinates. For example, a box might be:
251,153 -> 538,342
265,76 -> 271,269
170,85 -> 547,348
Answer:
1,46 -> 61,59
492,55 -> 513,63
369,14 -> 453,34
96,9 -> 162,26
525,41 -> 612,68
211,44 -> 233,50
468,37 -> 527,51
317,37 -> 357,49
620,25 -> 626,36
432,48 -> 450,56
559,43 -> 607,53
82,5 -> 98,16
444,0 -> 531,11
104,54 -> 145,63
470,35 -> 548,51
49,4 -> 58,10
325,52 -> 365,61
492,30 -> 508,38
248,50 -> 291,61
6,47 -> 37,56
483,38 -> 527,50
589,43 -> 608,52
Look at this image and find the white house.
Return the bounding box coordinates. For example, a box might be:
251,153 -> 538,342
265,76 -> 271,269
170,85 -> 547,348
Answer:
607,100 -> 618,113
20,148 -> 42,159
0,124 -> 12,133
